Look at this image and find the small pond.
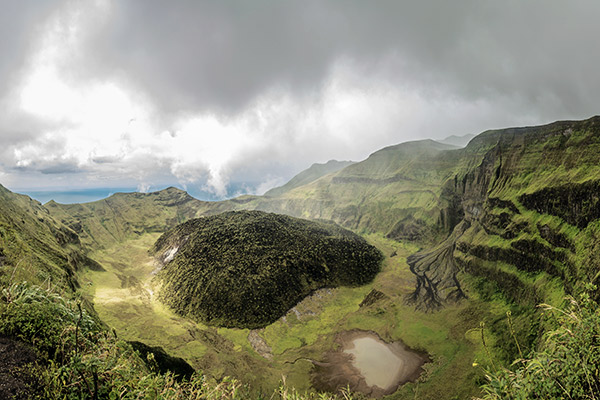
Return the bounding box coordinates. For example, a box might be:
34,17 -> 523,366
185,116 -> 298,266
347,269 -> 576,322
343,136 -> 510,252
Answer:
311,330 -> 428,398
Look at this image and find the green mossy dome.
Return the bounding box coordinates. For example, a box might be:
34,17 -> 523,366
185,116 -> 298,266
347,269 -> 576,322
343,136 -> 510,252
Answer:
152,210 -> 383,328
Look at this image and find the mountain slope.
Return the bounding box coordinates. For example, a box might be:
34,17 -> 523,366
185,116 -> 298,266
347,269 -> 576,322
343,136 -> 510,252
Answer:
44,187 -> 208,249
0,184 -> 97,290
265,160 -> 354,197
230,139 -> 469,243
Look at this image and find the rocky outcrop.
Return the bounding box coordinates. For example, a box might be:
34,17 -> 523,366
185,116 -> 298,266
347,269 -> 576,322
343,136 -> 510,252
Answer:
247,330 -> 273,360
359,289 -> 389,308
406,221 -> 469,310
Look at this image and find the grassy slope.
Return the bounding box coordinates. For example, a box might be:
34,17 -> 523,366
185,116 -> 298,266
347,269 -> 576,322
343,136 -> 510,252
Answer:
239,140 -> 468,242
44,187 -> 209,249
0,184 -> 95,291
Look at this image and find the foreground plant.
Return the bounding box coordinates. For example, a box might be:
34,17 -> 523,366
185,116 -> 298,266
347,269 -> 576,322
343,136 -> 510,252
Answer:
477,288 -> 600,399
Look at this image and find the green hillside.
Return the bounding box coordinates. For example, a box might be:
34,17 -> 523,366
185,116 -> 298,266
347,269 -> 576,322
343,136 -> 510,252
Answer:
228,139 -> 468,244
0,184 -> 98,291
153,211 -> 383,328
44,187 -> 208,249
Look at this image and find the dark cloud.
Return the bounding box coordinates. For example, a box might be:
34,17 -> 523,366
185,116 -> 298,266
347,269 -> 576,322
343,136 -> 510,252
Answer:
7,159 -> 83,175
78,1 -> 469,113
40,162 -> 82,175
64,0 -> 599,120
0,1 -> 58,96
2,1 -> 600,119
91,155 -> 123,164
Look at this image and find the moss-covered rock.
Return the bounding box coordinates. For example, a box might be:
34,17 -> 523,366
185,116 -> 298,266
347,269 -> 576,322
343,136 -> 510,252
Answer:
153,210 -> 383,328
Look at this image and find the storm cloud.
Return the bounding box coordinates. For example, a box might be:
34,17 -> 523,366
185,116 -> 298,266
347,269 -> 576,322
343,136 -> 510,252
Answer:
1,1 -> 599,197
72,1 -> 600,116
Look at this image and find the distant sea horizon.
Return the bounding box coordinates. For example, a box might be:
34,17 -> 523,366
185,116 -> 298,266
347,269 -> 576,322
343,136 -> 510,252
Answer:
18,188 -> 139,205
13,182 -> 262,205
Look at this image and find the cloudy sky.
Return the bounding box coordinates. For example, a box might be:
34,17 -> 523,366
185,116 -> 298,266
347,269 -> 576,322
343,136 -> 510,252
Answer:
1,1 -> 599,200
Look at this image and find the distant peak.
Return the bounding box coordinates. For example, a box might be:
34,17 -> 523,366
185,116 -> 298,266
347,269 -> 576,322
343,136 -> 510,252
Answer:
151,186 -> 194,199
151,186 -> 188,195
372,138 -> 456,155
436,133 -> 476,148
324,159 -> 353,165
308,159 -> 354,169
264,160 -> 354,197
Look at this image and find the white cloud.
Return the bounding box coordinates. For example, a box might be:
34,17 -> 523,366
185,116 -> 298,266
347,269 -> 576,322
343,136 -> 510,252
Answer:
5,43 -> 542,196
136,182 -> 151,193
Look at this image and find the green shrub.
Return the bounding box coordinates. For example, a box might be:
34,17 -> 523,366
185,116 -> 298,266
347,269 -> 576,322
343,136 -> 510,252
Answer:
0,282 -> 99,359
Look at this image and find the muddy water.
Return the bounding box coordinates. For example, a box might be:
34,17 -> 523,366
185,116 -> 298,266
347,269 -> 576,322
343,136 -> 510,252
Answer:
345,336 -> 404,389
311,330 -> 427,398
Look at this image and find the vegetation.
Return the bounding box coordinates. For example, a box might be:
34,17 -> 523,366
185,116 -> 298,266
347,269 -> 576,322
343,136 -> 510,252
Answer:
0,184 -> 96,292
478,289 -> 600,399
0,281 -> 361,399
153,211 -> 383,328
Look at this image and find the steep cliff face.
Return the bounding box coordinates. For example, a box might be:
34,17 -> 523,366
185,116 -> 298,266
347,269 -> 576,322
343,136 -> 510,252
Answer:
390,117 -> 600,364
413,116 -> 600,311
